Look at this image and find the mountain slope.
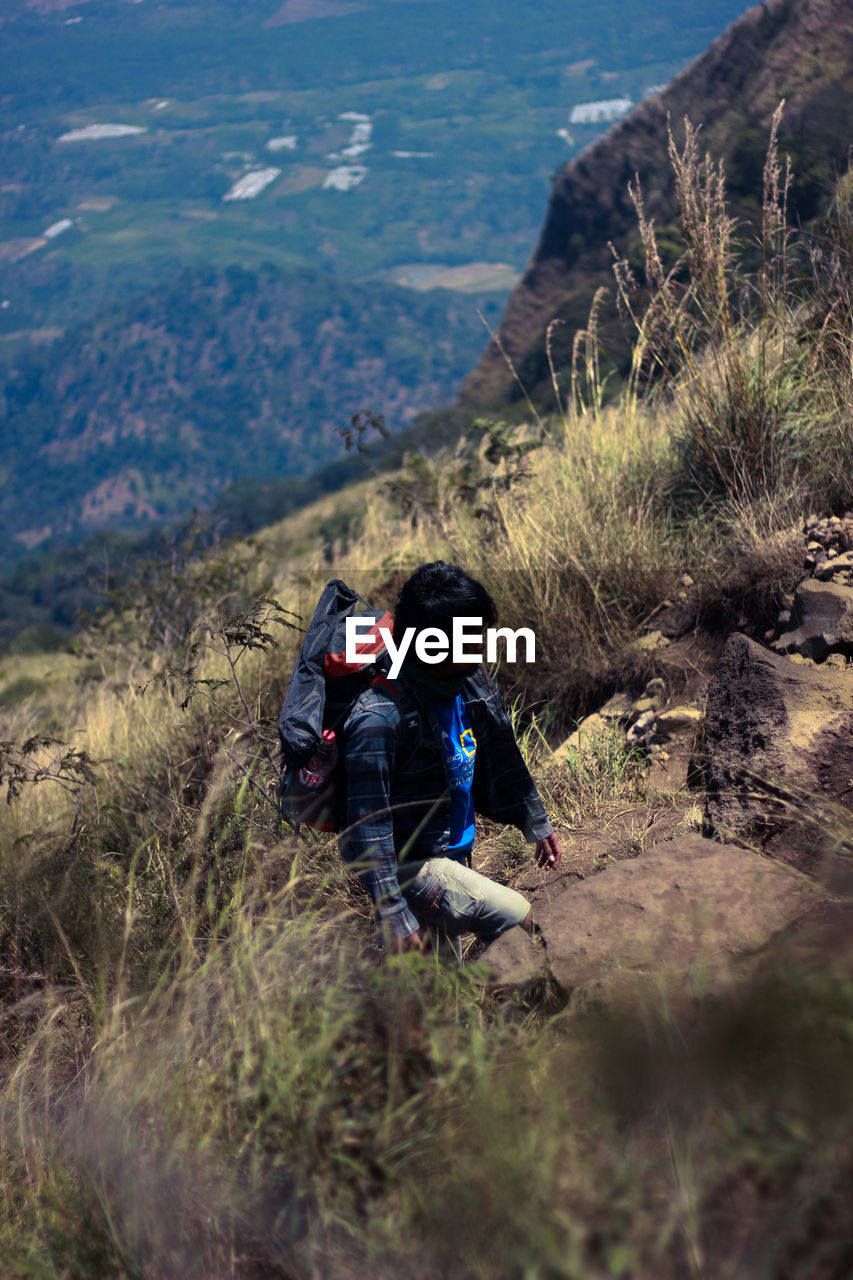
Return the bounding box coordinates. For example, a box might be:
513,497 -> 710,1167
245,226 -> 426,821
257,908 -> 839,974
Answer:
0,265 -> 485,554
461,0 -> 853,407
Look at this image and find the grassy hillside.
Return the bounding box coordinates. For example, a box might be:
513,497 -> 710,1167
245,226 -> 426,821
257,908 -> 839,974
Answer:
1,128 -> 853,1277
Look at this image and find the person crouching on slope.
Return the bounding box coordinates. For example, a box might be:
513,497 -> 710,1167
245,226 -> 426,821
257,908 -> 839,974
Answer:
339,561 -> 563,954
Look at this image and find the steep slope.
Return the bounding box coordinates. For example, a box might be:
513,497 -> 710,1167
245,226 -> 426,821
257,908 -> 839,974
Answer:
461,0 -> 853,407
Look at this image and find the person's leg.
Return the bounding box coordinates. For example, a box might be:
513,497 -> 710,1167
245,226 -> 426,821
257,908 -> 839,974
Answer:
401,857 -> 530,944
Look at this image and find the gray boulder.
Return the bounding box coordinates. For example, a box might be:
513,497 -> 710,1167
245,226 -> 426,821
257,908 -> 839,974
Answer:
703,632 -> 853,874
773,578 -> 853,661
814,550 -> 853,583
483,833 -> 815,1004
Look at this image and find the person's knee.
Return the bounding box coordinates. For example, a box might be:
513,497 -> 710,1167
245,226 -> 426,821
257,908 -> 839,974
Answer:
408,858 -> 531,944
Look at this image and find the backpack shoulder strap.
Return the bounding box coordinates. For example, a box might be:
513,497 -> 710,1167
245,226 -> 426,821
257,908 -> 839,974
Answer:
367,672 -> 422,766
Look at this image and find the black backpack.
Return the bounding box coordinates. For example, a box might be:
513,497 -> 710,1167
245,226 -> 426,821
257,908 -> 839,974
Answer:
277,579 -> 419,831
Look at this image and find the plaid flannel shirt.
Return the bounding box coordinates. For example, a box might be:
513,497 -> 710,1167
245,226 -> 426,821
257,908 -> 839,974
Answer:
340,666 -> 553,938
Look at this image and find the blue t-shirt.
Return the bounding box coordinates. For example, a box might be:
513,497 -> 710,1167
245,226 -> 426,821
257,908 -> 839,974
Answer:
432,694 -> 477,857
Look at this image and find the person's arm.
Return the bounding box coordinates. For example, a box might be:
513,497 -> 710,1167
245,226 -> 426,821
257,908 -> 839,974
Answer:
340,697 -> 421,943
468,670 -> 556,846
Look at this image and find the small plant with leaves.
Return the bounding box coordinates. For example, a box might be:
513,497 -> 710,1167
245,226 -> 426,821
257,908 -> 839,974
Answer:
0,734 -> 99,808
145,594 -> 299,830
79,513 -> 273,667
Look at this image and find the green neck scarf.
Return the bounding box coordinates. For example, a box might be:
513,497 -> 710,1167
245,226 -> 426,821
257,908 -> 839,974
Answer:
401,660 -> 468,702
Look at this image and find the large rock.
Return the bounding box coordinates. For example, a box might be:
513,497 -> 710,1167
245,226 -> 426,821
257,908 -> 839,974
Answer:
773,578 -> 853,661
552,693 -> 632,759
703,632 -> 853,873
483,833 -> 815,1004
654,705 -> 703,737
814,550 -> 853,583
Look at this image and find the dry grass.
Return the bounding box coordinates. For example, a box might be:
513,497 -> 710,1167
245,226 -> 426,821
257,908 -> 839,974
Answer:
456,402 -> 680,715
3,862 -> 853,1280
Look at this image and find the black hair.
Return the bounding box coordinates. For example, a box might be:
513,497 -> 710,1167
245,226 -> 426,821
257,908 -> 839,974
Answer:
394,561 -> 497,641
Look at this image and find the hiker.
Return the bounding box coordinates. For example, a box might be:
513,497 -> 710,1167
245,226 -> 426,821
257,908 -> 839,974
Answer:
339,561 -> 562,954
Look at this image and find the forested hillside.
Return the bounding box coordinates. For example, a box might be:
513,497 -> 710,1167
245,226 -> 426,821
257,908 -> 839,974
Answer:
0,265 -> 485,557
0,0 -> 748,573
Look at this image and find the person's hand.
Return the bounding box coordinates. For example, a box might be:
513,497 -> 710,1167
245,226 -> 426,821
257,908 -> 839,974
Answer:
535,832 -> 563,870
389,928 -> 425,955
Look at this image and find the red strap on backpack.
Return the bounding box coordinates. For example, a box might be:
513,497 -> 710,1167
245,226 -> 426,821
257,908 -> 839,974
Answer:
324,611 -> 393,677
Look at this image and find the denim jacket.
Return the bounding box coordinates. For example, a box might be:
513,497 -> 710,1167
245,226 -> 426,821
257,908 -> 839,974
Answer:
339,665 -> 553,938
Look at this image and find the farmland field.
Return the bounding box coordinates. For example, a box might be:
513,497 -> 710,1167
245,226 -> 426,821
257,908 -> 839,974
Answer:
0,0 -> 750,337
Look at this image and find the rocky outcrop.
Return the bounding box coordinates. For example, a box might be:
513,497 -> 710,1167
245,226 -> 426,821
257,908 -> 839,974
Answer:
771,511 -> 853,660
702,632 -> 853,874
804,510 -> 853,565
553,675 -> 705,760
552,692 -> 633,757
483,834 -> 815,1004
773,578 -> 853,661
461,0 -> 853,409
